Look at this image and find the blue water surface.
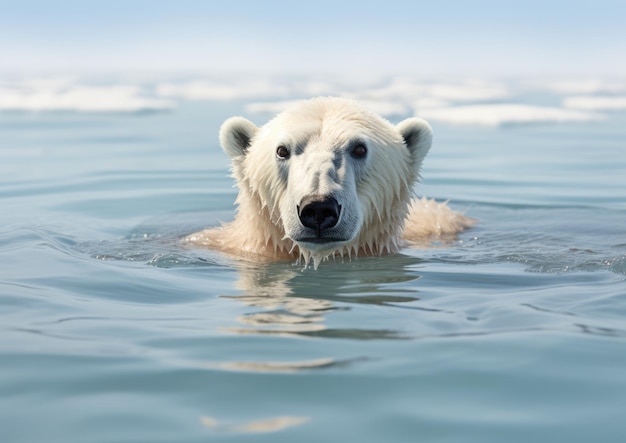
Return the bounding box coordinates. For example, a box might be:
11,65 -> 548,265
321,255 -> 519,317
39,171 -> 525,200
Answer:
1,96 -> 626,443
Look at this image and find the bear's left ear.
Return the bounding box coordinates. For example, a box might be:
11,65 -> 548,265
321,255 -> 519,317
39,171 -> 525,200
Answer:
396,117 -> 433,169
219,117 -> 259,159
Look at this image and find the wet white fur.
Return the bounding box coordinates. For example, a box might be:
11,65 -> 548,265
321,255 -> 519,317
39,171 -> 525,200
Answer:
185,97 -> 473,268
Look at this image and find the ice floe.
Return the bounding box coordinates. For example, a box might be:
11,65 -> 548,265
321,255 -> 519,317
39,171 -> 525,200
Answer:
417,104 -> 602,126
0,81 -> 173,112
156,78 -> 342,101
157,80 -> 291,101
563,96 -> 626,111
534,79 -> 626,95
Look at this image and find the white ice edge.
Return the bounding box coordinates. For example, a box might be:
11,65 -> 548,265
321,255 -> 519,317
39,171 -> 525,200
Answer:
563,96 -> 626,111
417,104 -> 604,126
0,84 -> 174,112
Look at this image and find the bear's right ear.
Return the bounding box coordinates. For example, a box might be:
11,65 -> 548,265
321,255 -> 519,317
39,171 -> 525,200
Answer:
219,117 -> 259,159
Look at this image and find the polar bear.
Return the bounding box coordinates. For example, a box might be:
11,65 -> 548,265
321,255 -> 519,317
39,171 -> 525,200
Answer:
185,97 -> 473,268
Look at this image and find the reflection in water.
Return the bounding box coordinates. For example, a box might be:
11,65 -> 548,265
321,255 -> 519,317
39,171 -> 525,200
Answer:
220,255 -> 424,341
576,323 -> 626,338
200,415 -> 310,433
204,357 -> 366,373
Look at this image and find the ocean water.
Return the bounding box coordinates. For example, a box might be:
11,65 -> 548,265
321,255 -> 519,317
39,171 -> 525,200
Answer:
1,81 -> 626,443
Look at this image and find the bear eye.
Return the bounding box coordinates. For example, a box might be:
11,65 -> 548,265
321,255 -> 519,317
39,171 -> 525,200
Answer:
351,143 -> 367,158
276,145 -> 290,159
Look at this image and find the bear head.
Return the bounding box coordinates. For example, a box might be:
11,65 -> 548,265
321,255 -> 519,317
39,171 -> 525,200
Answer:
219,97 -> 432,267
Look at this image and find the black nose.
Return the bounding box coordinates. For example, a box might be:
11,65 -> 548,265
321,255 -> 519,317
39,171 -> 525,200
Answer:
298,196 -> 341,232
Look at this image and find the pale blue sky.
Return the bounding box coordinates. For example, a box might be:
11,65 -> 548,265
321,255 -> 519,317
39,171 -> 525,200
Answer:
2,0 -> 625,77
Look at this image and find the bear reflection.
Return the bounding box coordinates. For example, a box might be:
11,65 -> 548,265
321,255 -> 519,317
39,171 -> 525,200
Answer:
221,254 -> 424,340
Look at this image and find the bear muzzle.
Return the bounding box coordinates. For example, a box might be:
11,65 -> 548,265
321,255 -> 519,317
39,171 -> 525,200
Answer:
296,195 -> 343,242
